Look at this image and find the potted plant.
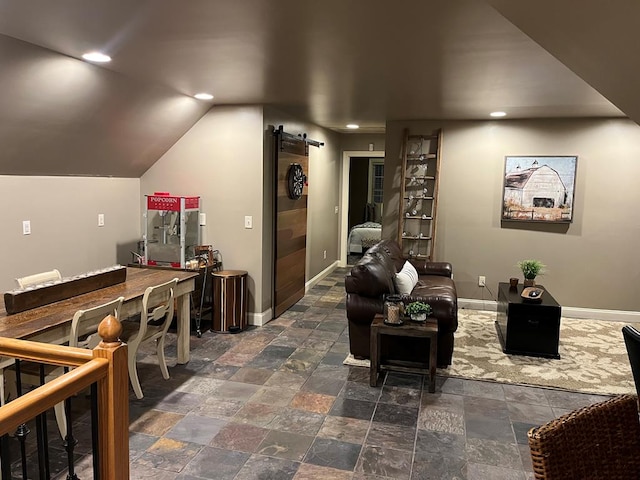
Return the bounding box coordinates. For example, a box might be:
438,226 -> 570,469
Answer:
517,259 -> 546,287
405,301 -> 432,322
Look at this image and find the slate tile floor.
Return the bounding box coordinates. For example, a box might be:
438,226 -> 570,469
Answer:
38,266 -> 610,479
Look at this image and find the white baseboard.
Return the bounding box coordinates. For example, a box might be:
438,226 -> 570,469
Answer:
249,307 -> 273,327
459,297 -> 640,323
306,261 -> 339,292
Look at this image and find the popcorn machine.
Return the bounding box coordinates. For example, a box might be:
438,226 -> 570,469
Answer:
143,192 -> 201,268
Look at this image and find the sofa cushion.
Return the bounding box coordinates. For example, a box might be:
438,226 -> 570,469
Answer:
394,261 -> 419,295
367,239 -> 405,273
345,253 -> 396,297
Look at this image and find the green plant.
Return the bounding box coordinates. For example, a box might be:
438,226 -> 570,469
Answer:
517,259 -> 546,279
405,301 -> 432,316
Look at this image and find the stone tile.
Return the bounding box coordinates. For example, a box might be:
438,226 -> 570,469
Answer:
466,463 -> 526,480
365,422 -> 416,451
129,462 -> 181,479
465,416 -> 515,443
411,452 -> 467,480
234,454 -> 300,480
340,381 -> 382,402
137,437 -> 202,473
210,423 -> 269,453
264,371 -> 309,390
417,408 -> 465,435
192,397 -> 245,419
249,386 -> 298,406
329,397 -> 376,421
415,429 -> 466,458
130,409 -> 185,437
512,421 -> 538,445
507,402 -> 556,424
293,463 -> 353,480
290,391 -> 336,414
304,437 -> 362,471
301,373 -> 346,396
519,443 -> 534,472
174,377 -> 225,396
379,385 -> 421,407
229,367 -> 275,385
129,432 -> 159,461
233,402 -> 281,427
269,408 -> 326,435
384,372 -> 423,389
208,380 -> 261,401
502,384 -> 550,405
420,391 -> 465,412
165,414 -> 227,445
372,403 -> 419,427
543,390 -> 611,410
464,396 -> 510,420
182,446 -> 250,480
356,445 -> 412,479
195,363 -> 240,380
257,430 -> 314,461
317,416 -> 370,444
301,337 -> 335,352
466,437 -> 522,469
214,351 -> 259,367
462,379 -> 506,400
435,376 -> 465,395
154,390 -> 204,415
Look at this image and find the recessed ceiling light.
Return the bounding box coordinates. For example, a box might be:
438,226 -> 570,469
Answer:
490,111 -> 507,117
82,52 -> 111,63
346,124 -> 360,129
194,93 -> 214,100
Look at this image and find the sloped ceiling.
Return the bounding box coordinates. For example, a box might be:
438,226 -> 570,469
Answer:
0,0 -> 627,177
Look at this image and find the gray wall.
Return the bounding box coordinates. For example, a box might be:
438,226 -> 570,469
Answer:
0,176 -> 140,291
385,118 -> 640,311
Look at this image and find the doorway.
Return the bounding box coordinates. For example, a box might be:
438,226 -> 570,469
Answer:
339,150 -> 385,267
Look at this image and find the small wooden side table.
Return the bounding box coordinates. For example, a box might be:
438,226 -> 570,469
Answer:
369,313 -> 438,392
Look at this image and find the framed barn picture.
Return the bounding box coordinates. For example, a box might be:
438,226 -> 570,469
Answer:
502,155 -> 577,223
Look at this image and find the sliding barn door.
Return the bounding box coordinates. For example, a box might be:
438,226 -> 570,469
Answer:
273,133 -> 308,318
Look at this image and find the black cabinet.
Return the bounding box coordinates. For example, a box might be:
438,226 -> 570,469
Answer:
495,282 -> 561,359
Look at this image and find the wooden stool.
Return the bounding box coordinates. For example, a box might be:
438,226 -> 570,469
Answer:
370,313 -> 438,392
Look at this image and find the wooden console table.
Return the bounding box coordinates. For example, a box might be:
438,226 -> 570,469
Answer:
0,267 -> 198,364
370,314 -> 438,392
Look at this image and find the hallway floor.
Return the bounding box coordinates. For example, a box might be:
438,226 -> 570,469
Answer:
61,267 -> 609,479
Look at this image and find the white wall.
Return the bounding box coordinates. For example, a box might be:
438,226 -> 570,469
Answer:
385,118 -> 640,312
0,176 -> 140,291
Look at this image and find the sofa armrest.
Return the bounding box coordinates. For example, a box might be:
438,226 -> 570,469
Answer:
407,259 -> 453,278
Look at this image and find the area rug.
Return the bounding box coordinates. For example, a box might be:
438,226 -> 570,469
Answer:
344,310 -> 636,395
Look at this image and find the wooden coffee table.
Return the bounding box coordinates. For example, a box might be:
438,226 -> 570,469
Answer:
369,313 -> 438,392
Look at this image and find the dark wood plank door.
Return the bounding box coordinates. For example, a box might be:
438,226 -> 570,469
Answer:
274,134 -> 308,318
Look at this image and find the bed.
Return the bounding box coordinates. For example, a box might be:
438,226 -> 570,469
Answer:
348,222 -> 382,254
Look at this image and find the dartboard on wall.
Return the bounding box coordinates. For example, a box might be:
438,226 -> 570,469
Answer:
286,163 -> 306,200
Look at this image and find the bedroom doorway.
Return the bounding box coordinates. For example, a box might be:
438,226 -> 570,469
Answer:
339,150 -> 385,267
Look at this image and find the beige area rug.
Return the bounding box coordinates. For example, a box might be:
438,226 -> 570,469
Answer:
344,310 -> 636,395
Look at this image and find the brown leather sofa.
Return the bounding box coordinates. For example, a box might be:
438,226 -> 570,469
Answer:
345,239 -> 458,367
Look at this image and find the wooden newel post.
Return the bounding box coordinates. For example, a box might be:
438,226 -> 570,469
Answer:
94,314 -> 130,479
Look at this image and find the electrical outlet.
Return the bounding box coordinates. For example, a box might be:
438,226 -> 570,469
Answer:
244,215 -> 253,229
98,213 -> 105,227
478,275 -> 486,287
22,220 -> 31,235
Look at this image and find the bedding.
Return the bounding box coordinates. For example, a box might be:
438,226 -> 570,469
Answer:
348,222 -> 382,254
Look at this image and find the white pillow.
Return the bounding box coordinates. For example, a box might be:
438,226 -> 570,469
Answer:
394,261 -> 419,295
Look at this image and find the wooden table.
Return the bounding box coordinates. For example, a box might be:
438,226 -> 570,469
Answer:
0,267 -> 198,364
369,313 -> 438,392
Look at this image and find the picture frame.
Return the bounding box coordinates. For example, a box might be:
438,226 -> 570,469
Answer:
501,155 -> 577,223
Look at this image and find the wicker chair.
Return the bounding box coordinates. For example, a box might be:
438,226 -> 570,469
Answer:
622,325 -> 640,398
528,394 -> 640,479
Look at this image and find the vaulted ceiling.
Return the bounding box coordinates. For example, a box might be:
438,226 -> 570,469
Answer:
0,0 -> 633,177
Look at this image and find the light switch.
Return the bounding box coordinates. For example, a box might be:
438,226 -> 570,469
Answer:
244,215 -> 253,229
199,213 -> 207,226
22,220 -> 31,235
98,213 -> 105,227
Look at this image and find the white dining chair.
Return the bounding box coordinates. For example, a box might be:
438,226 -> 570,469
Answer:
4,296 -> 124,438
120,278 -> 178,399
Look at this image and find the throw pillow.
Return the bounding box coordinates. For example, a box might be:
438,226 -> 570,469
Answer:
394,261 -> 419,295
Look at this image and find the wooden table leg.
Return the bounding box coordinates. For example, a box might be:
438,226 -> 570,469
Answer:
370,325 -> 379,387
428,332 -> 437,393
176,293 -> 190,364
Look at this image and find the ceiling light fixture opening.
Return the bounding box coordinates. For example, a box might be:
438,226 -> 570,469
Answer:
490,111 -> 507,118
194,93 -> 214,100
346,124 -> 360,129
82,52 -> 111,63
